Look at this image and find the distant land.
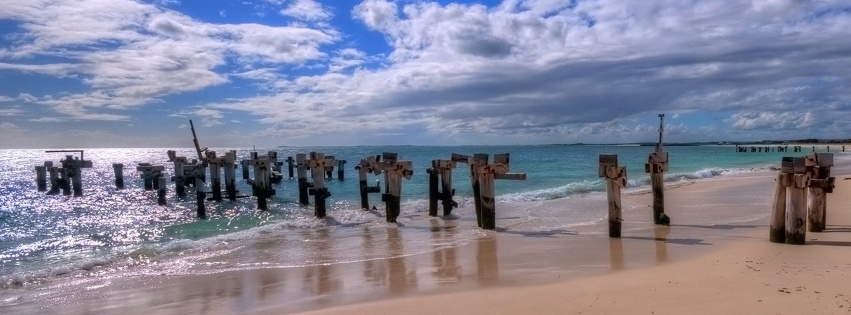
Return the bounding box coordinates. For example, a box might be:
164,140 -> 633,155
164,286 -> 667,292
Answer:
559,138 -> 851,146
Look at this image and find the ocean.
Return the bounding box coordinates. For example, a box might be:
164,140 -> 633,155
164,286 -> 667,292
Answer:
0,144 -> 833,294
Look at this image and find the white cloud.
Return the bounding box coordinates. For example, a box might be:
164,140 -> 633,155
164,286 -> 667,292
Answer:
280,0 -> 333,21
29,117 -> 66,123
0,122 -> 19,129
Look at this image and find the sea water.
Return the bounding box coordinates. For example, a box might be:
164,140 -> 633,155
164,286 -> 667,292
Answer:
0,145 -> 828,291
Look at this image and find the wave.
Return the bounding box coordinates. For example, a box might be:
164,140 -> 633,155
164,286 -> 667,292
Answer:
493,165 -> 777,202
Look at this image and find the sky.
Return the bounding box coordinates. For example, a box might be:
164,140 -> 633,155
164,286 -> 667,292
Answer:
0,0 -> 850,148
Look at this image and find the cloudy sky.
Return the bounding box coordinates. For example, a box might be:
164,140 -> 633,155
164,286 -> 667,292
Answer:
0,0 -> 849,148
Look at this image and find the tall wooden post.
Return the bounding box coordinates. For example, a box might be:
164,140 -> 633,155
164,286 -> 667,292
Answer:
241,160 -> 250,180
475,153 -> 526,230
296,153 -> 311,205
600,154 -> 627,238
645,114 -> 669,225
250,152 -> 274,211
308,152 -> 333,218
223,150 -> 237,201
770,158 -> 792,243
355,155 -> 382,210
206,151 -> 223,202
59,163 -> 71,196
337,160 -> 346,180
286,156 -> 295,178
168,151 -> 188,198
785,157 -> 808,245
112,163 -> 124,190
469,154 -> 489,227
195,175 -> 206,219
379,152 -> 413,223
157,176 -> 167,206
47,166 -> 60,195
427,166 -> 439,217
805,153 -> 834,232
35,164 -> 47,192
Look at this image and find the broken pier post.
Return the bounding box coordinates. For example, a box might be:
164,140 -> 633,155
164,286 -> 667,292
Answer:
296,153 -> 312,205
804,153 -> 834,232
469,154 -> 489,227
379,152 -> 413,223
167,151 -> 188,198
35,162 -> 51,192
307,152 -> 334,218
206,151 -> 224,202
769,158 -> 792,243
785,157 -> 808,245
249,152 -> 276,210
475,153 -> 526,230
112,163 -> 124,189
286,156 -> 295,179
59,154 -> 92,197
136,163 -> 165,191
600,154 -> 627,238
337,159 -> 346,180
157,176 -> 167,206
355,155 -> 382,210
427,153 -> 467,217
223,150 -> 238,201
645,114 -> 669,225
47,165 -> 60,195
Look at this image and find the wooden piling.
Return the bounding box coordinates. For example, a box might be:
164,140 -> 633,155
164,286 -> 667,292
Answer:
337,160 -> 346,180
355,155 -> 381,210
650,171 -> 665,223
600,154 -> 626,238
157,176 -> 167,206
195,176 -> 206,219
207,151 -> 222,202
174,161 -> 186,197
241,160 -> 250,180
428,166 -> 439,217
805,152 -> 834,232
440,158 -> 457,216
224,150 -> 237,201
478,167 -> 497,230
296,153 -> 310,205
286,156 -> 295,178
469,154 -> 488,227
35,165 -> 47,192
785,158 -> 808,245
308,152 -> 331,218
47,166 -> 60,195
807,185 -> 825,232
769,167 -> 790,243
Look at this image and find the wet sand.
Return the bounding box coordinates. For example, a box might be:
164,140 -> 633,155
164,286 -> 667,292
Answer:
2,167 -> 849,314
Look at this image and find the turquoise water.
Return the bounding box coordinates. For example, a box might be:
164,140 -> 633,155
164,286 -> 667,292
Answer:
0,145 -> 829,289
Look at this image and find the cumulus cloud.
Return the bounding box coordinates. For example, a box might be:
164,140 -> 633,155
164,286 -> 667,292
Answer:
280,0 -> 333,21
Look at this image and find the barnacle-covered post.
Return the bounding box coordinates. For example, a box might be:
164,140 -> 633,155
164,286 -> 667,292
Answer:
599,154 -> 627,238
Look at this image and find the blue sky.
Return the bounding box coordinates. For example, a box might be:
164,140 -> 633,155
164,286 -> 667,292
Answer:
1,0 -> 850,148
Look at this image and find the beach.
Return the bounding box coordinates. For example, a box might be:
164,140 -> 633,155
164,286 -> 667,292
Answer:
0,153 -> 847,314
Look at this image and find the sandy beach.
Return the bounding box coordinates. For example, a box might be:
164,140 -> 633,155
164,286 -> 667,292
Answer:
2,162 -> 850,314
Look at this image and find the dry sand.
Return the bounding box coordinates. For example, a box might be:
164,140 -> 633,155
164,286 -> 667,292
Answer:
306,175 -> 851,315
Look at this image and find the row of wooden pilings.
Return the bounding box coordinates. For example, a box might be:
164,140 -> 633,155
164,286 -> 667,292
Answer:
34,150 -> 527,230
769,153 -> 835,245
736,145 -> 845,153
599,146 -> 670,238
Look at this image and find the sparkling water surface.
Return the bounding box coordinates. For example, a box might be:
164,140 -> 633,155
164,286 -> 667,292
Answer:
0,145 -> 833,289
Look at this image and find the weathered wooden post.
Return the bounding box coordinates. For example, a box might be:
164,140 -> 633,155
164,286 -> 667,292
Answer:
223,150 -> 238,201
769,157 -> 792,243
805,153 -> 834,232
241,160 -> 250,180
296,153 -> 312,205
137,164 -> 165,192
167,150 -> 188,198
379,152 -> 413,223
355,155 -> 382,210
206,151 -> 223,202
112,163 -> 124,189
286,156 -> 295,178
59,163 -> 71,196
157,176 -> 167,206
324,155 -> 335,179
60,155 -> 92,197
35,163 -> 49,192
47,165 -> 61,195
469,154 -> 489,227
645,114 -> 669,225
249,152 -> 275,210
785,157 -> 809,245
427,153 -> 468,217
337,160 -> 346,180
600,154 -> 627,238
307,152 -> 334,218
476,153 -> 526,230
195,172 -> 206,219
